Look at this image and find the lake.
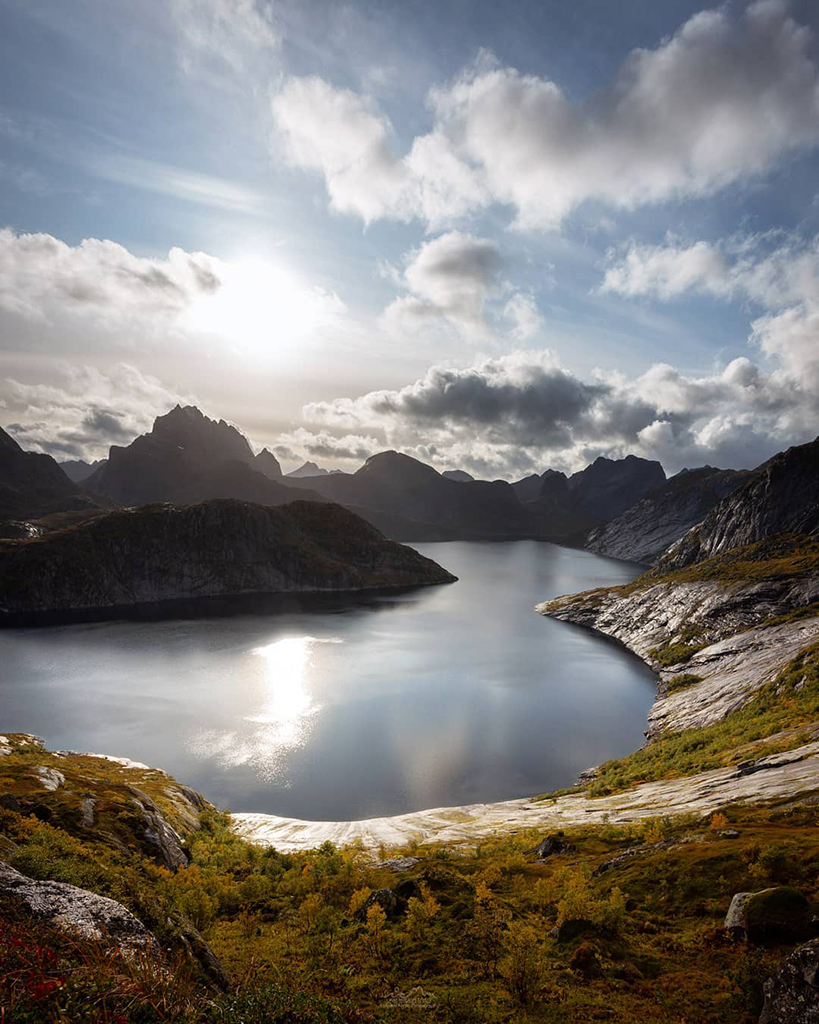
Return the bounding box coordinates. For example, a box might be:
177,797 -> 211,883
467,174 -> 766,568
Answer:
0,540 -> 656,820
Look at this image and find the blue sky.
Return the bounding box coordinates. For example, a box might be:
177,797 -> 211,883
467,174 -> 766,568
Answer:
1,0 -> 818,476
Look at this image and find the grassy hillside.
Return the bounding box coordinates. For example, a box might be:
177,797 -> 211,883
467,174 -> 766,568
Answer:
2,735 -> 819,1022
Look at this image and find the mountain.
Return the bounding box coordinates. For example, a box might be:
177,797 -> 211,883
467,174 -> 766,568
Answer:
169,459 -> 325,507
0,427 -> 105,521
0,499 -> 457,624
88,406 -> 287,506
512,473 -> 548,502
286,461 -> 329,478
661,436 -> 819,570
568,454 -> 666,521
59,458 -> 107,483
585,466 -> 751,564
254,448 -> 283,479
511,460 -> 663,540
300,450 -> 532,540
442,469 -> 474,483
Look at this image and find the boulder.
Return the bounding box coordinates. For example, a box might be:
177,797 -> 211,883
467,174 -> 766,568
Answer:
759,938 -> 819,1023
726,887 -> 812,942
0,861 -> 154,950
570,941 -> 602,977
529,831 -> 573,860
128,786 -> 189,870
357,888 -> 405,921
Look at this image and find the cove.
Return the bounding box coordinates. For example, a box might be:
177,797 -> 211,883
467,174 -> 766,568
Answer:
0,540 -> 656,820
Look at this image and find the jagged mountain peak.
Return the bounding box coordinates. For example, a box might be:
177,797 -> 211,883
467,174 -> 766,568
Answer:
0,425 -> 23,453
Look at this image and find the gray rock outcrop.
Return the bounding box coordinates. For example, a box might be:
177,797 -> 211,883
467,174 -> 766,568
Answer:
760,938 -> 819,1023
539,575 -> 819,738
0,861 -> 154,949
661,435 -> 819,570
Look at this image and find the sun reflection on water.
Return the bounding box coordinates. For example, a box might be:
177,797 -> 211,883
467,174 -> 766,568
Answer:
188,636 -> 341,783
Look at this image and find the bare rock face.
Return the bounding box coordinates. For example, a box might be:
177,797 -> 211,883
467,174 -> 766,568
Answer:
0,861 -> 154,950
0,498 -> 456,623
129,786 -> 189,870
661,436 -> 819,570
759,938 -> 819,1024
539,572 -> 819,738
585,466 -> 749,565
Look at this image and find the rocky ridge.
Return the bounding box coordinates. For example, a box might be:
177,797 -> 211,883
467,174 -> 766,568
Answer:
538,537 -> 819,738
232,738 -> 819,852
661,436 -> 819,570
585,466 -> 750,564
0,498 -> 456,623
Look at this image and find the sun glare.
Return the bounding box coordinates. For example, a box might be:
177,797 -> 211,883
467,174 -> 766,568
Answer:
185,259 -> 337,354
188,636 -> 342,783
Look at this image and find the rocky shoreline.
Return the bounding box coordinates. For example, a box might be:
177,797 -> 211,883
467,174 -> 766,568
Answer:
232,542 -> 819,852
537,575 -> 819,738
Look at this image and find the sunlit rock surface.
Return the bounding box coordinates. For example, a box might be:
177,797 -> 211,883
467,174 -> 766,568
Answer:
232,740 -> 819,852
538,576 -> 819,736
0,861 -> 155,949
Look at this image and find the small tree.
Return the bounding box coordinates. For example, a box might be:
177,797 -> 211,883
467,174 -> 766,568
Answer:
470,881 -> 510,978
501,921 -> 544,1007
348,886 -> 371,917
364,903 -> 387,959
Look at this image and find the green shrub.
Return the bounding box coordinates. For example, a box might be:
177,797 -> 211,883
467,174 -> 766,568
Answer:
666,672 -> 704,693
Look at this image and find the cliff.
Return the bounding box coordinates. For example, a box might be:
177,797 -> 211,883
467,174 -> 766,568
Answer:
538,534 -> 819,741
0,498 -> 456,623
660,436 -> 819,570
585,466 -> 750,564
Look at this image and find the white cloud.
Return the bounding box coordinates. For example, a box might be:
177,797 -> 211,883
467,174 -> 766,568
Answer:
303,339 -> 817,478
0,230 -> 346,361
602,231 -> 819,394
272,427 -> 381,467
381,232 -> 506,340
173,0 -> 279,73
93,154 -> 266,214
0,229 -> 222,321
504,292 -> 544,342
271,75 -> 410,225
3,364 -> 194,461
270,1 -> 819,230
270,76 -> 486,228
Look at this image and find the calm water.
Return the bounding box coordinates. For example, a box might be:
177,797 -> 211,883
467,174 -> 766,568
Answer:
0,541 -> 655,820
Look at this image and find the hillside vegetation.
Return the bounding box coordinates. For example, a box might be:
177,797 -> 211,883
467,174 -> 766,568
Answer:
2,735 -> 819,1022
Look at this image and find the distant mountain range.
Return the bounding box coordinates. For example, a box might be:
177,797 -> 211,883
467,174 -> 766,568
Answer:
59,458 -> 107,483
286,461 -> 343,478
5,405 -> 816,567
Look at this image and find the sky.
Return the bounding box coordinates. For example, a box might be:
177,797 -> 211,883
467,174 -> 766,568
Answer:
1,0 -> 818,478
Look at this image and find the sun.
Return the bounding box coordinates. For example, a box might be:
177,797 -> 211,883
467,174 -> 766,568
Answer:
184,258 -> 340,354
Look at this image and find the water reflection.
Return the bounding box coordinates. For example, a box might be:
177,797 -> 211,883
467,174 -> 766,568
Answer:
1,541 -> 657,818
190,636 -> 340,783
